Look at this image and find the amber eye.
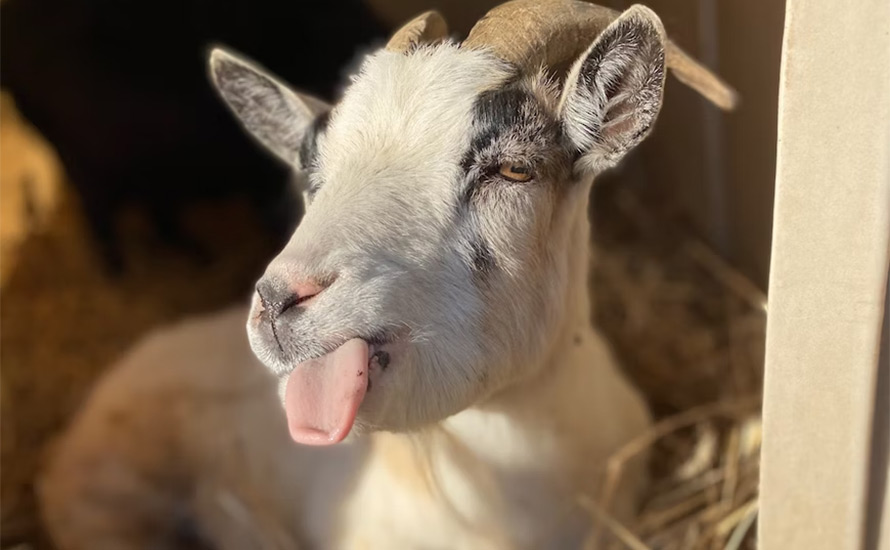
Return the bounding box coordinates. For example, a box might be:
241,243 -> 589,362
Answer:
498,162 -> 533,182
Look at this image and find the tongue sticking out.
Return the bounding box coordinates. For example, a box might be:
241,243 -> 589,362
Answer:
284,338 -> 369,445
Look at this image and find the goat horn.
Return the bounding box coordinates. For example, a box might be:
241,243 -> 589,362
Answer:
463,0 -> 738,111
386,10 -> 449,53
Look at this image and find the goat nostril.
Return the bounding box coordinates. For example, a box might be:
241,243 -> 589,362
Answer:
255,277 -> 330,319
255,279 -> 292,319
277,294 -> 301,315
291,280 -> 326,306
255,280 -> 274,310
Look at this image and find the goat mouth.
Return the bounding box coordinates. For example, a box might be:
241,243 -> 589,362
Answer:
366,344 -> 392,393
280,333 -> 398,447
287,331 -> 394,369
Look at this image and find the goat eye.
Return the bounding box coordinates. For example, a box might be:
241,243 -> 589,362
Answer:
498,162 -> 533,182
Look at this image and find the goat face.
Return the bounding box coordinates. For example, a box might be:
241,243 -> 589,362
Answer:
209,6 -> 666,445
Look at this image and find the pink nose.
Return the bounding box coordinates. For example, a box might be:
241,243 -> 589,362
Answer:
255,276 -> 330,319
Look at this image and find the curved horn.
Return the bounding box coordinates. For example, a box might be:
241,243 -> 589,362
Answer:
463,0 -> 737,111
665,41 -> 737,111
386,10 -> 449,53
464,0 -> 615,73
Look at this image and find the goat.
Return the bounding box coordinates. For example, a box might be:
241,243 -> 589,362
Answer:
39,1 -> 736,547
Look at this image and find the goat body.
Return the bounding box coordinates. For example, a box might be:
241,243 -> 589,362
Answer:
40,298 -> 649,548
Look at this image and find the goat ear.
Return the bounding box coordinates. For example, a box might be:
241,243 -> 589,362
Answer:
559,5 -> 667,175
208,48 -> 330,166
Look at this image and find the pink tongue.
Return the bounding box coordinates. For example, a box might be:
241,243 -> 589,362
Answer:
284,338 -> 369,445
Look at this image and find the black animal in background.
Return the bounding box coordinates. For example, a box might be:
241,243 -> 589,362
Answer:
0,0 -> 389,273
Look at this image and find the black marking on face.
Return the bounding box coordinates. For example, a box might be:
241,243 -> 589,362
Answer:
453,199 -> 496,281
469,229 -> 495,274
461,86 -> 531,174
299,111 -> 331,201
455,80 -> 571,282
299,110 -> 330,171
456,86 -> 540,282
461,81 -> 570,186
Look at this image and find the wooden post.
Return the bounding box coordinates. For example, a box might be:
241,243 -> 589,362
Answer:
760,0 -> 890,548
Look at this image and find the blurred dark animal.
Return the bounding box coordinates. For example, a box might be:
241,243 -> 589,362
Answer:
0,0 -> 388,273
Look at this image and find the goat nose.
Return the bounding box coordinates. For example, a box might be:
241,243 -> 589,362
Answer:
255,276 -> 328,319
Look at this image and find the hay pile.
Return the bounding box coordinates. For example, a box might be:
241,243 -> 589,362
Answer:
587,181 -> 766,550
0,92 -> 66,287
